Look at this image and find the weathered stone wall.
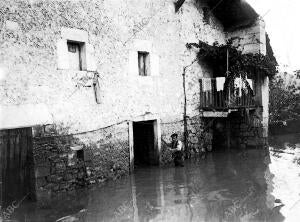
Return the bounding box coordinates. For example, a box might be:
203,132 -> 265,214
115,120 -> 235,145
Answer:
33,121 -> 129,198
75,121 -> 130,183
160,116 -> 213,163
227,19 -> 266,55
228,109 -> 266,150
33,135 -> 84,195
187,116 -> 213,153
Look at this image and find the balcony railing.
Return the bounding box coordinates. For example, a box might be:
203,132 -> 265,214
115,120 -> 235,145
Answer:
199,78 -> 256,110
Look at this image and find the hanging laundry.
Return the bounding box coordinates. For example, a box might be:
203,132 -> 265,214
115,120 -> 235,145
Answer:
246,79 -> 254,89
216,77 -> 225,91
202,78 -> 212,92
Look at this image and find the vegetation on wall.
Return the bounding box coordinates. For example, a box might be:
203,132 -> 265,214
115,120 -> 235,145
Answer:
187,40 -> 277,78
186,40 -> 278,96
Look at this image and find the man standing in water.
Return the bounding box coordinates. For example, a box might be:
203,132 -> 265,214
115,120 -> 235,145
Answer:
162,133 -> 184,167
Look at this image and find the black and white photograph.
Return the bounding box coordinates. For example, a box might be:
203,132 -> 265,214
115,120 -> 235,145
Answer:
0,0 -> 300,221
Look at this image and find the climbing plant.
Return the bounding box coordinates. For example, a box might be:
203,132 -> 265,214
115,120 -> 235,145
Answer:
186,40 -> 278,95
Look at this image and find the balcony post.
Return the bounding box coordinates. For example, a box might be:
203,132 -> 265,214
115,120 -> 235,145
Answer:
199,79 -> 203,109
211,79 -> 216,108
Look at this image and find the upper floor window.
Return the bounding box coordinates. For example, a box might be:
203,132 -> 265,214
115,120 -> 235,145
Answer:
57,28 -> 97,72
138,51 -> 150,76
67,41 -> 84,71
128,39 -> 159,77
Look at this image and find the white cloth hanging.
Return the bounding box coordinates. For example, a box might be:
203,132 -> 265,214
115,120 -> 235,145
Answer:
202,78 -> 212,91
216,77 -> 225,91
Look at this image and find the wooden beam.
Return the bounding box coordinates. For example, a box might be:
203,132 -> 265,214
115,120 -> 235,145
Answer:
201,111 -> 229,118
175,0 -> 186,12
128,121 -> 134,173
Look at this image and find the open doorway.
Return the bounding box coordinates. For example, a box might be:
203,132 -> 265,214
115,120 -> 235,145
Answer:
212,119 -> 228,152
133,120 -> 159,167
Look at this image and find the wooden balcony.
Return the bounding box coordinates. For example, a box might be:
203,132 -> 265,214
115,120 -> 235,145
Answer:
199,78 -> 256,111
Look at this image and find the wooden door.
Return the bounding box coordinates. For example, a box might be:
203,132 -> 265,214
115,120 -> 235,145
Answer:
0,127 -> 36,206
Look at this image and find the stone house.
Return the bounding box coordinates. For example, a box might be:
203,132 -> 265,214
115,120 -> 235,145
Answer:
0,0 -> 274,202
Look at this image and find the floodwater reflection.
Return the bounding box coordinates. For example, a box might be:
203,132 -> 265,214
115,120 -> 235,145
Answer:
9,134 -> 300,222
268,133 -> 300,222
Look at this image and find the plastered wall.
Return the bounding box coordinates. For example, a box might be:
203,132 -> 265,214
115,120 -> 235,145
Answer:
0,0 -> 226,135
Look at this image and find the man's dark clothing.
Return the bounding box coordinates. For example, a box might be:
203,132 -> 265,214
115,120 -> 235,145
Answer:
171,140 -> 184,167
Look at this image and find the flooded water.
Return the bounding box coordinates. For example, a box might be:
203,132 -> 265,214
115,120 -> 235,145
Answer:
5,133 -> 300,222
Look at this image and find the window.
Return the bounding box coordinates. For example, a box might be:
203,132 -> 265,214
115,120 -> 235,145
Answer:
58,28 -> 97,71
67,41 -> 84,70
76,149 -> 84,161
138,51 -> 150,76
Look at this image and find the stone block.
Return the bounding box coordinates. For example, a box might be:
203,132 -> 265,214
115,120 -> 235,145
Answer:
59,183 -> 70,191
84,149 -> 94,161
190,127 -> 197,134
53,185 -> 60,192
55,162 -> 66,171
189,137 -> 198,144
36,177 -> 47,187
44,183 -> 55,190
5,20 -> 20,31
64,173 -> 74,181
35,166 -> 51,178
47,175 -> 62,183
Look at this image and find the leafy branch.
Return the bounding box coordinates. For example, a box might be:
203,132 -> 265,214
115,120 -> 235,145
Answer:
186,40 -> 277,79
186,40 -> 278,98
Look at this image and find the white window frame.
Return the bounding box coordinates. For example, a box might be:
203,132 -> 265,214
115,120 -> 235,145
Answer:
128,39 -> 159,77
57,28 -> 96,72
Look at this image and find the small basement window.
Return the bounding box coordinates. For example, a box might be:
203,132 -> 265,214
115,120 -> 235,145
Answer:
67,41 -> 84,71
138,51 -> 150,76
76,149 -> 84,161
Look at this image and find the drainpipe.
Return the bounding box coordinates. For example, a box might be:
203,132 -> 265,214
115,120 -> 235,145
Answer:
182,59 -> 197,159
182,58 -> 197,158
182,69 -> 188,159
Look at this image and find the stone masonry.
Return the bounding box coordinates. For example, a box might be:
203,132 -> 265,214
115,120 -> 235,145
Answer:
33,121 -> 130,200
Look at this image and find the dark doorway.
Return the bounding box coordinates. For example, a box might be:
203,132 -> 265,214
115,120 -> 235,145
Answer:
0,127 -> 36,207
212,119 -> 228,151
133,121 -> 158,167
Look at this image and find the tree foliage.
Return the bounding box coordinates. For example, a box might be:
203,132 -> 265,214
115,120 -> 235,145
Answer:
269,74 -> 300,122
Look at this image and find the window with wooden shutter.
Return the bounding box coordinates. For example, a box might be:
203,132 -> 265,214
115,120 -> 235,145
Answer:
138,51 -> 150,76
67,41 -> 84,71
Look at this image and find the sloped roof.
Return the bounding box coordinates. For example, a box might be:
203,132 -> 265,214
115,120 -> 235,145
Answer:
206,0 -> 259,31
175,0 -> 259,31
266,33 -> 278,65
